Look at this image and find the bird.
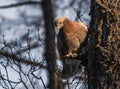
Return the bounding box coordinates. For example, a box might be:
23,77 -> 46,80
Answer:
55,17 -> 88,59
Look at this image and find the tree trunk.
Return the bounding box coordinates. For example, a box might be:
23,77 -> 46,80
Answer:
88,0 -> 120,89
42,0 -> 64,89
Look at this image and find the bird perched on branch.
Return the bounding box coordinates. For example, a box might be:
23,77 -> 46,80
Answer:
55,17 -> 88,59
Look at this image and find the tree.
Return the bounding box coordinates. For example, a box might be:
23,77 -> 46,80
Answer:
0,0 -> 117,89
88,0 -> 120,89
42,0 -> 63,89
0,0 -> 63,89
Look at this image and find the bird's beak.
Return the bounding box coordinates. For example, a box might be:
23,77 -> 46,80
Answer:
55,26 -> 60,33
56,26 -> 60,30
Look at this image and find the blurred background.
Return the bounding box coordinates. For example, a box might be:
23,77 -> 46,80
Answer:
0,0 -> 90,89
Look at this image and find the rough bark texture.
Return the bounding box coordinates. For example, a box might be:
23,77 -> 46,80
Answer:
88,0 -> 120,89
42,0 -> 63,89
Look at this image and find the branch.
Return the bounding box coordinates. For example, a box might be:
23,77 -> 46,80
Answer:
0,1 -> 42,9
0,50 -> 47,68
14,41 -> 40,54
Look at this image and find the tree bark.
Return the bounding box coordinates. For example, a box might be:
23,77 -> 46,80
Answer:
88,0 -> 120,89
42,0 -> 64,89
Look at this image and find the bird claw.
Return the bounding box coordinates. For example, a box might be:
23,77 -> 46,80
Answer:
64,53 -> 77,58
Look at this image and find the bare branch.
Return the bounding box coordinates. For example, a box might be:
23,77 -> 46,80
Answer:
0,1 -> 41,9
0,50 -> 47,68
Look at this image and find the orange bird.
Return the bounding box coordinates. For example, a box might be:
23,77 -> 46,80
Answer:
55,17 -> 88,59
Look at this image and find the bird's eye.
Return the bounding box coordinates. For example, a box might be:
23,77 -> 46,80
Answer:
55,22 -> 58,26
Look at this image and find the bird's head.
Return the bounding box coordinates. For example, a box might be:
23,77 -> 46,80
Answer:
55,17 -> 67,30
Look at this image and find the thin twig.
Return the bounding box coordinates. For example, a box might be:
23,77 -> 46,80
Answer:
0,50 -> 47,68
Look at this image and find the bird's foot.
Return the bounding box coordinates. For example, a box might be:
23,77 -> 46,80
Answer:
71,53 -> 78,58
64,53 -> 77,58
